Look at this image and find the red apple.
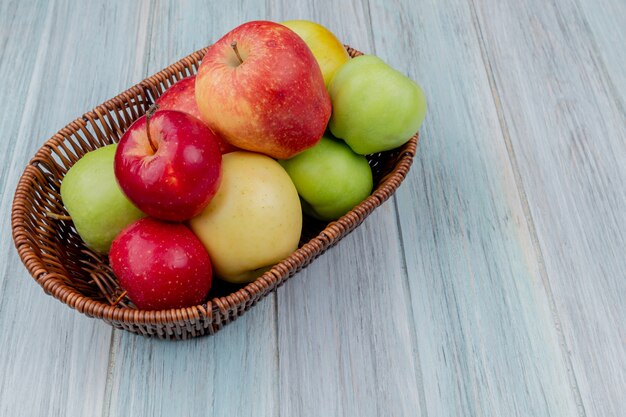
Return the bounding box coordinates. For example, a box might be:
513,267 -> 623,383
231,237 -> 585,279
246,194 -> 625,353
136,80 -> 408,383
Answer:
110,218 -> 212,310
195,20 -> 331,159
155,76 -> 237,154
114,109 -> 222,222
156,76 -> 204,121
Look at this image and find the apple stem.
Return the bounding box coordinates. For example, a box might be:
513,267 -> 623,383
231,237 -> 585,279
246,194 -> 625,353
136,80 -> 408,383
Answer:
46,211 -> 72,221
146,104 -> 159,153
231,41 -> 244,64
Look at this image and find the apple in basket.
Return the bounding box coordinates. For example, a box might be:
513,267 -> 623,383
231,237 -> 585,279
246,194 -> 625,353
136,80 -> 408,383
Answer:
195,20 -> 331,159
280,134 -> 373,220
190,152 -> 302,284
155,75 -> 236,154
60,144 -> 145,253
114,108 -> 222,222
328,55 -> 427,155
109,217 -> 213,310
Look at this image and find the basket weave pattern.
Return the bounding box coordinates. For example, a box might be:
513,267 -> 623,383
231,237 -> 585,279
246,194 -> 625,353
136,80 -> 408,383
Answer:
11,46 -> 418,340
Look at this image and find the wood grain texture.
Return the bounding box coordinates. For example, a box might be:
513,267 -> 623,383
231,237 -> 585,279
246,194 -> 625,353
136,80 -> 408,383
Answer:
0,0 -> 51,268
0,1 -> 150,416
102,2 -> 279,416
277,208 -> 424,417
269,2 -> 425,416
367,0 -> 584,415
0,0 -> 624,416
105,297 -> 277,417
0,0 -> 49,192
575,0 -> 626,108
471,0 -> 626,415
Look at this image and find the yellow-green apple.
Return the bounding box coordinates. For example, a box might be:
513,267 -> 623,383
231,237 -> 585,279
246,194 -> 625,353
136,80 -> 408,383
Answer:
329,55 -> 427,154
195,21 -> 331,159
190,151 -> 302,283
114,109 -> 222,222
109,218 -> 212,310
60,144 -> 144,253
279,135 -> 372,220
281,20 -> 350,87
155,75 -> 237,154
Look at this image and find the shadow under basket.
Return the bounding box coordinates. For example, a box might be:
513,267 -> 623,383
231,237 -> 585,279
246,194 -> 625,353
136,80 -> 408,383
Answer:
11,46 -> 419,340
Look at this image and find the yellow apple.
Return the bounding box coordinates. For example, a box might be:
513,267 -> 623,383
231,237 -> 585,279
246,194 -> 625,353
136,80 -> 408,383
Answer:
281,20 -> 350,87
189,152 -> 302,284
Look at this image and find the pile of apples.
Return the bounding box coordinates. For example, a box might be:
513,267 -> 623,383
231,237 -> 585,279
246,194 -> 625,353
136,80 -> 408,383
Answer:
59,20 -> 426,310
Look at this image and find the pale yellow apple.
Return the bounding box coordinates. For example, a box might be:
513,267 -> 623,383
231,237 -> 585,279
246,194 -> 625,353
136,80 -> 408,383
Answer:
281,20 -> 350,87
189,152 -> 302,284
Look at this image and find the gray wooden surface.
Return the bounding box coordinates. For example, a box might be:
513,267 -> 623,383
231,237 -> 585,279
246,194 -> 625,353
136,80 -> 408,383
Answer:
0,0 -> 624,416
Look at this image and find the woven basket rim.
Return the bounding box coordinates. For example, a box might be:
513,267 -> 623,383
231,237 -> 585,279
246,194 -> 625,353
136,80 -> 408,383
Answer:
11,45 -> 418,328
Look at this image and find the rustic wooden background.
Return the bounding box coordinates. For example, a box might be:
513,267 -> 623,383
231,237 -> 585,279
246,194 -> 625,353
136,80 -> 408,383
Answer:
0,0 -> 624,416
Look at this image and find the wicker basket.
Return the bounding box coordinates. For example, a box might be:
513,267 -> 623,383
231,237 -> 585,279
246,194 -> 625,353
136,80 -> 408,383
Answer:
11,46 -> 418,340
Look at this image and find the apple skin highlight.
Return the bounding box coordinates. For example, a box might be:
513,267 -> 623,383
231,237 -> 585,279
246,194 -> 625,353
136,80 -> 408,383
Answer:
195,20 -> 331,159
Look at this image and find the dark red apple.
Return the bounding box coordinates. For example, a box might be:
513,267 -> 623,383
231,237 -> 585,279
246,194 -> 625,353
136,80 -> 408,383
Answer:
195,20 -> 331,159
114,109 -> 221,222
155,76 -> 237,154
109,217 -> 212,310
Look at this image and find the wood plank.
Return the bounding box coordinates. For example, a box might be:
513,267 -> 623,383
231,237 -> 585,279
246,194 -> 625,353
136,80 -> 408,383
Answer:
0,0 -> 46,171
105,297 -> 277,417
103,2 -> 279,416
270,2 -> 425,416
575,0 -> 626,106
367,0 -> 584,415
470,0 -> 626,415
0,1 -> 151,416
277,208 -> 425,417
0,0 -> 54,275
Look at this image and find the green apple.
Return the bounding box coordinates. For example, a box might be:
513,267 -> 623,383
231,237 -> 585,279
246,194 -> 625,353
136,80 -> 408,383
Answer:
189,152 -> 302,284
279,135 -> 373,220
328,55 -> 427,154
60,144 -> 144,253
281,20 -> 350,87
